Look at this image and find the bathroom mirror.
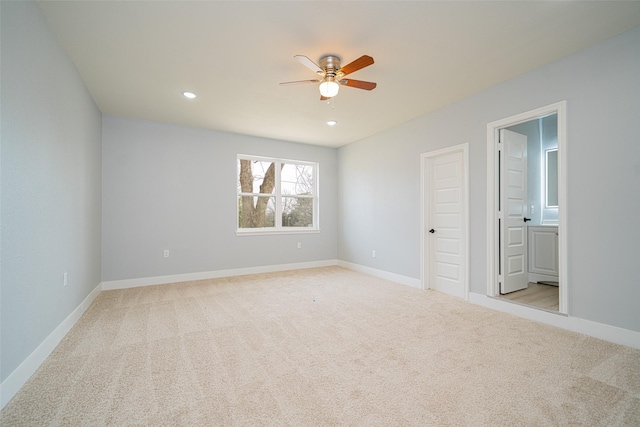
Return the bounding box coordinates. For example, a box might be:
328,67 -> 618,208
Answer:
546,149 -> 558,207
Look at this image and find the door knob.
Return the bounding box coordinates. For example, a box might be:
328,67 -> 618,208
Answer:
523,217 -> 532,222
429,229 -> 436,233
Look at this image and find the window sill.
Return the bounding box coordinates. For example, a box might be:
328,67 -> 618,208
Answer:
236,228 -> 320,237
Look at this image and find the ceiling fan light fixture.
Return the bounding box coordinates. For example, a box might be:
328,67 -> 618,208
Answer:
318,79 -> 339,98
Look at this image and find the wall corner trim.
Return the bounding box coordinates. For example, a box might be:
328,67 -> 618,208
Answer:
0,282 -> 103,410
468,292 -> 640,350
337,260 -> 422,289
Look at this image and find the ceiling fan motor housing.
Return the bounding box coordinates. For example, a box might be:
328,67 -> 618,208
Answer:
319,55 -> 342,79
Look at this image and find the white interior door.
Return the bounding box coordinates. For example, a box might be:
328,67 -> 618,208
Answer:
427,150 -> 466,298
500,129 -> 529,294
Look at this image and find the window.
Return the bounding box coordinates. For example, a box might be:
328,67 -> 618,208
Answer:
237,155 -> 318,234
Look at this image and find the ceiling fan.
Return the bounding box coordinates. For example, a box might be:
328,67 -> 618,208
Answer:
280,54 -> 377,100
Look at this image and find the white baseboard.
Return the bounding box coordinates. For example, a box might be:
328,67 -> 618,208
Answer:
337,260 -> 422,289
469,292 -> 640,350
101,259 -> 339,290
0,282 -> 102,410
528,272 -> 559,284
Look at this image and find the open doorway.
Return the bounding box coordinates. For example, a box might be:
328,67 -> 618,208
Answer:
486,102 -> 567,314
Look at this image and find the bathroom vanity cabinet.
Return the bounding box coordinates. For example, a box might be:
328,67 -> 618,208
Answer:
528,225 -> 559,284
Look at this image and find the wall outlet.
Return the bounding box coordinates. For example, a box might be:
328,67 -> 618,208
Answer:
63,272 -> 68,287
163,249 -> 170,258
297,242 -> 302,249
372,250 -> 376,258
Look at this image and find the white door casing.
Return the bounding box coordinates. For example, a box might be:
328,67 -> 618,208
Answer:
421,144 -> 469,299
500,129 -> 529,294
486,101 -> 568,314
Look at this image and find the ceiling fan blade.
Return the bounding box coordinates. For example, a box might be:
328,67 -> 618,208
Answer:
294,55 -> 323,73
340,79 -> 377,91
338,55 -> 374,76
279,79 -> 320,86
320,95 -> 330,101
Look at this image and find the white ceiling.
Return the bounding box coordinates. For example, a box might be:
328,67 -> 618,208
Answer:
39,1 -> 640,147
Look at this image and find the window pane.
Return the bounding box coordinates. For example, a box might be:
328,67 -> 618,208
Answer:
238,159 -> 277,194
281,163 -> 314,196
282,196 -> 313,227
238,196 -> 275,228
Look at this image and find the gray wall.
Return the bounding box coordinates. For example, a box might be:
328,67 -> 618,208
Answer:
1,2 -> 102,381
338,27 -> 640,332
102,116 -> 338,282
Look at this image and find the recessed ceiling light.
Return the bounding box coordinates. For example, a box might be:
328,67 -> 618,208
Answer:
326,120 -> 337,126
182,91 -> 197,99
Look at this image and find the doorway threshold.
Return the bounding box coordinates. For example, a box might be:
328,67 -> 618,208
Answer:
495,282 -> 560,313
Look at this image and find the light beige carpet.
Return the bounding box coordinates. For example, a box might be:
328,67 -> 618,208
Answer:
2,267 -> 639,426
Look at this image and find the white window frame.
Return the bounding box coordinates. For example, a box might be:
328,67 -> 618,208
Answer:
236,155 -> 319,236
